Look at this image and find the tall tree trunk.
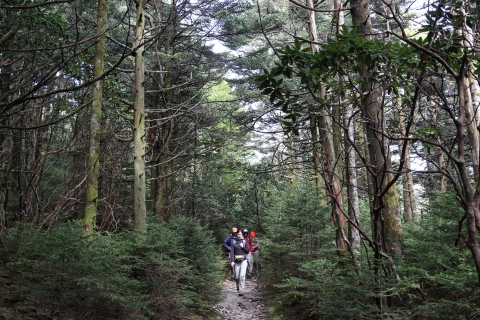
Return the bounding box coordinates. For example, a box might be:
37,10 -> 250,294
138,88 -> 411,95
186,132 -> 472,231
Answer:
307,0 -> 347,255
457,76 -> 480,285
467,26 -> 480,129
149,62 -> 161,213
0,7 -> 16,224
71,111 -> 87,220
0,73 -> 11,215
153,55 -> 173,223
453,10 -> 480,181
154,116 -> 171,222
286,134 -> 297,184
333,0 -> 361,255
152,1 -> 177,223
344,100 -> 361,251
191,122 -> 198,217
310,114 -> 325,195
84,0 -> 108,237
454,8 -> 480,235
464,78 -> 479,180
462,6 -> 480,166
149,4 -> 165,221
430,106 -> 448,193
350,0 -> 402,259
470,73 -> 480,129
169,155 -> 176,221
133,0 -> 147,233
396,92 -> 415,222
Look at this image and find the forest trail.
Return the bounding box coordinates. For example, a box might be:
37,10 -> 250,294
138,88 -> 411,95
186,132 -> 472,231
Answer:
214,275 -> 272,320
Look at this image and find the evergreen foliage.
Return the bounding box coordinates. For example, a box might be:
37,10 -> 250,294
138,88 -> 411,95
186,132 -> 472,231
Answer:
2,0 -> 480,319
258,188 -> 480,319
0,218 -> 222,319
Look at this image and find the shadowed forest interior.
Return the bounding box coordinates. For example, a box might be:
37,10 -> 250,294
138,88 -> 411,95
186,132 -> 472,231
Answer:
1,0 -> 480,319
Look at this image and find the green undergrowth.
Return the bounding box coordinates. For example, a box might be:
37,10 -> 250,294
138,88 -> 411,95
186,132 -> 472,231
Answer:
258,188 -> 480,319
0,217 -> 223,319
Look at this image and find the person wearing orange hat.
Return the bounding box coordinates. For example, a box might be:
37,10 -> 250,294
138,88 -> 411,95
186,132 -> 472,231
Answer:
222,227 -> 238,279
222,227 -> 238,253
249,230 -> 259,276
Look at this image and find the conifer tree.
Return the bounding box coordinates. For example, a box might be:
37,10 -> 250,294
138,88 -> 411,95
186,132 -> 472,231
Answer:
84,0 -> 109,237
133,0 -> 147,233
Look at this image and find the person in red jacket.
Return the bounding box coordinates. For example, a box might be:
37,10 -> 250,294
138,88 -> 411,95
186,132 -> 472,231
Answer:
250,230 -> 259,275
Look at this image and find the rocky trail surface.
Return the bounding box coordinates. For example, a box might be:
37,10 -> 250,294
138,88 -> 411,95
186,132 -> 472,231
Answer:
214,275 -> 273,320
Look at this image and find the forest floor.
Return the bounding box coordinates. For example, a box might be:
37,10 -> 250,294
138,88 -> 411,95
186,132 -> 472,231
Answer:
214,272 -> 273,320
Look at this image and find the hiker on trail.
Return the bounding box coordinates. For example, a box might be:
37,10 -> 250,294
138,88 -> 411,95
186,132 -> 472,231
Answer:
250,230 -> 260,276
230,231 -> 250,296
223,227 -> 238,279
222,227 -> 238,255
242,228 -> 254,278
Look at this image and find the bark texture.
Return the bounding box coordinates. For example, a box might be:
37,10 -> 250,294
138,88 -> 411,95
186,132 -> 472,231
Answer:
84,0 -> 108,237
350,0 -> 402,257
396,93 -> 415,222
307,0 -> 347,255
133,0 -> 147,233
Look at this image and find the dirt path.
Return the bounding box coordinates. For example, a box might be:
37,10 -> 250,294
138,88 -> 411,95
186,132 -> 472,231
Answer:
214,275 -> 272,320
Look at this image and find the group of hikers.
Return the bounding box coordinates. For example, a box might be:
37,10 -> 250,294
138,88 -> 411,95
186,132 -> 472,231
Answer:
222,227 -> 259,296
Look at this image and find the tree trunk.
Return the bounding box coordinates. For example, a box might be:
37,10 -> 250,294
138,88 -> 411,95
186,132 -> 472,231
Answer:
310,114 -> 323,191
133,0 -> 147,234
0,8 -> 16,223
344,101 -> 361,251
333,0 -> 360,255
154,119 -> 170,222
453,12 -> 480,181
350,0 -> 402,258
71,111 -> 87,220
457,77 -> 480,285
307,0 -> 347,255
149,63 -> 161,213
462,10 -> 480,177
395,92 -> 415,222
286,134 -> 297,184
84,0 -> 108,237
464,78 -> 479,180
169,155 -> 176,221
470,74 -> 480,130
151,1 -> 178,223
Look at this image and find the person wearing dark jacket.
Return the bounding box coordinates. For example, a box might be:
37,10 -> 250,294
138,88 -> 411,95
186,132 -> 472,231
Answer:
223,227 -> 237,279
230,231 -> 250,296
